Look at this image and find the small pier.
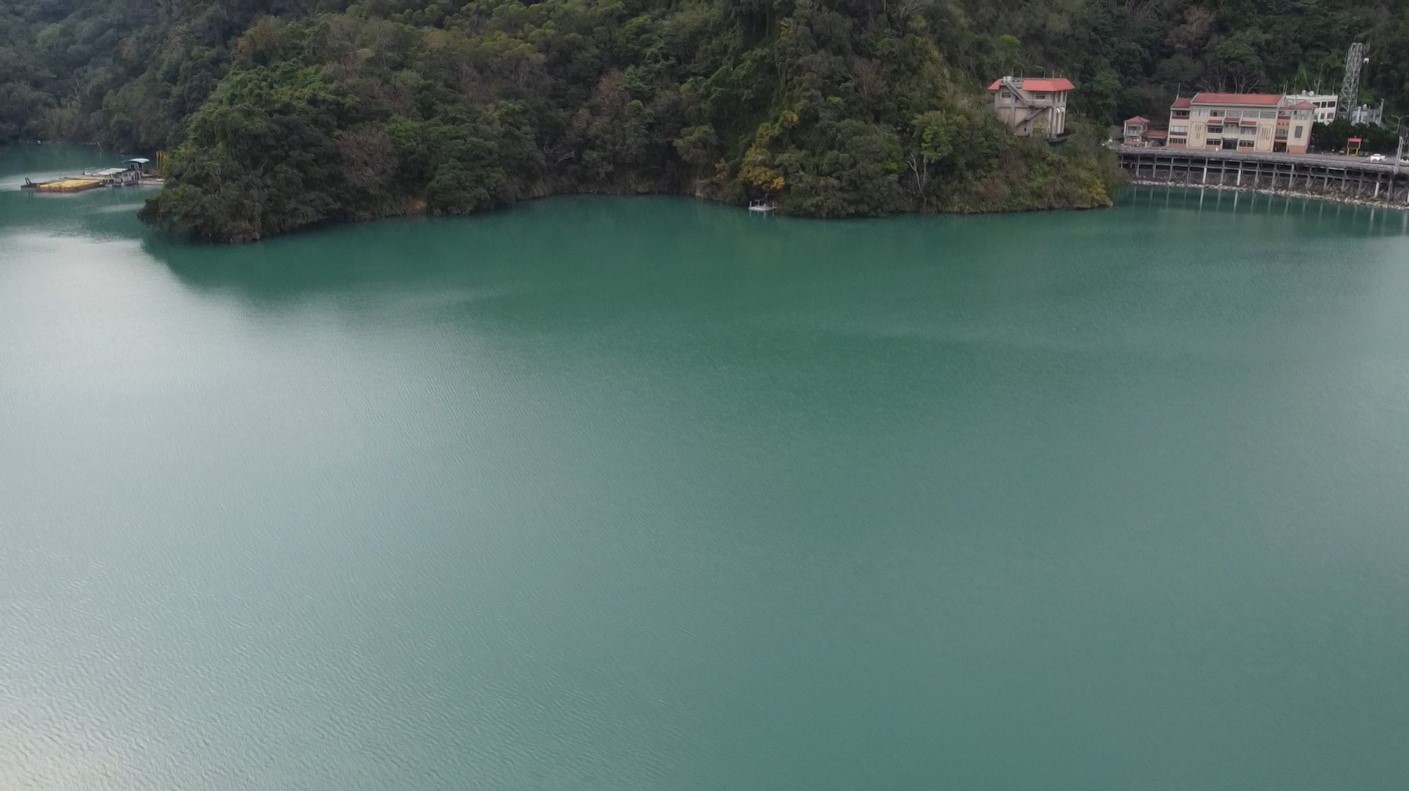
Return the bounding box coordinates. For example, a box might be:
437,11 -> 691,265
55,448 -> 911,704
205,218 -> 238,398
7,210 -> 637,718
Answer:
1118,147 -> 1409,207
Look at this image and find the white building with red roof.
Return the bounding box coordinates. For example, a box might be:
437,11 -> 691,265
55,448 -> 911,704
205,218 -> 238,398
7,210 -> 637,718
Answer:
1166,92 -> 1315,154
1123,116 -> 1154,146
987,76 -> 1075,139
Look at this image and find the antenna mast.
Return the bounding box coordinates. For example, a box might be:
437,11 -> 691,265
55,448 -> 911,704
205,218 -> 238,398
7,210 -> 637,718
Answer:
1339,42 -> 1367,120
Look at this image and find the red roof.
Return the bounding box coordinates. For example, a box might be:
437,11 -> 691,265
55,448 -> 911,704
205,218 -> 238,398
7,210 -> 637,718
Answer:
1171,97 -> 1192,109
1124,116 -> 1151,124
1290,100 -> 1315,110
1190,92 -> 1283,107
987,77 -> 1076,92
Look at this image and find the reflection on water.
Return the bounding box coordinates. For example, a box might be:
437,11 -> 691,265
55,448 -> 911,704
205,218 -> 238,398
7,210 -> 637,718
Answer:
1120,183 -> 1409,236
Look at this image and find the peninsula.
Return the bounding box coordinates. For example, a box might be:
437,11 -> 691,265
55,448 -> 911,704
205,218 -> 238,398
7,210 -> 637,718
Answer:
3,0 -> 1406,241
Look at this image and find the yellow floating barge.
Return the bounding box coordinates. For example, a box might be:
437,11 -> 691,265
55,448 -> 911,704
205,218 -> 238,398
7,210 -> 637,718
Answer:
24,177 -> 105,193
22,160 -> 156,193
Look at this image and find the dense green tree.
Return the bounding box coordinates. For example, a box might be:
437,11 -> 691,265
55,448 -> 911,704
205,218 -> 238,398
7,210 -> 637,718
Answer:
26,0 -> 1409,241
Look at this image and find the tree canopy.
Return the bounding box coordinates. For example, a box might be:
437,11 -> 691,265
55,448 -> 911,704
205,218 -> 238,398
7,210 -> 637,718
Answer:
3,0 -> 1403,239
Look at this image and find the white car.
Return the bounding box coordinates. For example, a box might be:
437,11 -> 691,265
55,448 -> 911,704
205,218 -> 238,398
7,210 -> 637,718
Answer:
1368,154 -> 1387,162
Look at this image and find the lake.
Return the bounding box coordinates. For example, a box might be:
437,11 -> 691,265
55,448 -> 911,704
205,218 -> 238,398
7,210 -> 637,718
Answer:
4,145 -> 1409,789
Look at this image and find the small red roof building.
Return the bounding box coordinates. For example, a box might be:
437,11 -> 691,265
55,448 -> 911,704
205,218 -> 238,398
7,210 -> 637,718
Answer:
1124,116 -> 1151,125
1171,97 -> 1192,109
987,78 -> 1076,92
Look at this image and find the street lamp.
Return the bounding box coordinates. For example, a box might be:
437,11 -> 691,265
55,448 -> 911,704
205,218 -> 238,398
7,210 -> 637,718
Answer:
1387,114 -> 1406,175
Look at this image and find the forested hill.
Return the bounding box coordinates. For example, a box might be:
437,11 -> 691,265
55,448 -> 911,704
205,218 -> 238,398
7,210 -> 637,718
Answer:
968,0 -> 1409,125
0,1 -> 1402,241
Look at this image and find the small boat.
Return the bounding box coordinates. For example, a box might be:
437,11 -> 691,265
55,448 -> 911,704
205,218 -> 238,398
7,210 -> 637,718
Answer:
748,200 -> 776,213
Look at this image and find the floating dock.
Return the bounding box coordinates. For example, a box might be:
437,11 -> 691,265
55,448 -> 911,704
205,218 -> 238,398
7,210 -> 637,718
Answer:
23,177 -> 106,193
20,159 -> 157,193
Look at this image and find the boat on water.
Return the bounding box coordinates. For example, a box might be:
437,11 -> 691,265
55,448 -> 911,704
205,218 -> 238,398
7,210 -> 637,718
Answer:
748,199 -> 777,213
20,158 -> 157,192
21,176 -> 105,193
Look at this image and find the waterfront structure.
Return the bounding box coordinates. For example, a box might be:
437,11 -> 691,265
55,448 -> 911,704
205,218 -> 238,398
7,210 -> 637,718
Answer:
1166,93 -> 1315,154
987,77 -> 1074,139
1118,146 -> 1409,207
19,159 -> 154,192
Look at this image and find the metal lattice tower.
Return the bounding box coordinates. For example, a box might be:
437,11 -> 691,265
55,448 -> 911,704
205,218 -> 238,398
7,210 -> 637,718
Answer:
1339,42 -> 1367,119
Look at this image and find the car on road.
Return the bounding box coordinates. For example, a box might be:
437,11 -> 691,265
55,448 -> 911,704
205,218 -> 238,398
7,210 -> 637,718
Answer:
1368,153 -> 1387,162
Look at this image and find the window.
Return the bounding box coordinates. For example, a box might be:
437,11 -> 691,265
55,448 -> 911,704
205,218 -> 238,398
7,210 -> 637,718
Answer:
1170,125 -> 1187,134
1210,110 -> 1223,117
1000,91 -> 1011,99
1207,125 -> 1224,135
1239,139 -> 1254,147
1170,137 -> 1187,145
1295,126 -> 1304,139
1034,92 -> 1047,99
1172,110 -> 1190,119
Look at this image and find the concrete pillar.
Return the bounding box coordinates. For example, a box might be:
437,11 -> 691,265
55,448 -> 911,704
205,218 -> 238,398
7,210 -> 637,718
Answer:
1202,163 -> 1208,184
1236,161 -> 1243,187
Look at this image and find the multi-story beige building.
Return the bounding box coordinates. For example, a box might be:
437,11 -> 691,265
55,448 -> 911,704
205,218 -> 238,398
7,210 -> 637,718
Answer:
987,77 -> 1075,139
1166,93 -> 1315,154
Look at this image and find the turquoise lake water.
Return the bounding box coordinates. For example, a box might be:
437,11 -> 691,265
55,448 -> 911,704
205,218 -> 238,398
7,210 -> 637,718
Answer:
4,145 -> 1409,789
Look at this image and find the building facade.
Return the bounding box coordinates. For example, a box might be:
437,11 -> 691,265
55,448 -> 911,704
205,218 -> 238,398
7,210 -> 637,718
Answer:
1288,91 -> 1338,124
987,77 -> 1074,139
1123,116 -> 1151,145
1123,116 -> 1168,147
1166,93 -> 1315,154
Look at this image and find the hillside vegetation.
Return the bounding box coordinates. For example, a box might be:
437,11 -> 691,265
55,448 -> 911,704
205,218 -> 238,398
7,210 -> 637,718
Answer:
2,0 -> 1404,240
